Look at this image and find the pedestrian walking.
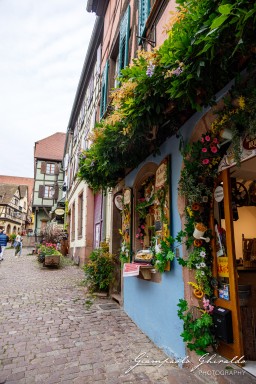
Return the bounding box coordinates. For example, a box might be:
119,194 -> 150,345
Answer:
0,230 -> 9,260
14,232 -> 23,257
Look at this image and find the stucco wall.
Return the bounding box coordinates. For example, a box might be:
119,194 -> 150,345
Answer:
122,100 -> 229,359
123,131 -> 186,359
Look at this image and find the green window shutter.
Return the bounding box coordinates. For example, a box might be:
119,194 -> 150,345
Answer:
118,5 -> 130,75
100,60 -> 109,119
138,0 -> 150,43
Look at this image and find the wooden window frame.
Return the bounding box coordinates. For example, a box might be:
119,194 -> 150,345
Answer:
77,192 -> 83,238
118,5 -> 130,75
46,163 -> 55,175
71,202 -> 75,241
100,60 -> 109,119
43,185 -> 55,199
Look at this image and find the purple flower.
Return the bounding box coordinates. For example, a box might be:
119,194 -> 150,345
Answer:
146,63 -> 155,77
172,66 -> 183,76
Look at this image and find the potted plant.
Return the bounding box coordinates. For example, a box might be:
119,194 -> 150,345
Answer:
38,243 -> 61,267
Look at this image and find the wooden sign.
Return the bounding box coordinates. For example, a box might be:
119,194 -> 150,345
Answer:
123,188 -> 131,205
243,135 -> 256,150
155,161 -> 167,189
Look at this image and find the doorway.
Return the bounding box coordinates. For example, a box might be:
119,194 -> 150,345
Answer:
213,156 -> 256,374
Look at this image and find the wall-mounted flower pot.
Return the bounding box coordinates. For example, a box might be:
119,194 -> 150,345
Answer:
44,254 -> 60,267
193,228 -> 205,239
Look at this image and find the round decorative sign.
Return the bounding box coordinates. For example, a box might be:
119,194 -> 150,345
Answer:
114,195 -> 123,210
214,186 -> 224,202
55,208 -> 65,216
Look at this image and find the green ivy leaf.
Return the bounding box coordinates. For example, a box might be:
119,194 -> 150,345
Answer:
218,4 -> 233,15
210,14 -> 228,29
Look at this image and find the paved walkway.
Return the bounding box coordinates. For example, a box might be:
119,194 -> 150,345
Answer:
0,248 -> 173,384
1,248 -> 256,384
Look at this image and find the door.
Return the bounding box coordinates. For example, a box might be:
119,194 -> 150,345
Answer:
212,168 -> 244,360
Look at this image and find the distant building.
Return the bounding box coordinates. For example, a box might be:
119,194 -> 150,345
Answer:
32,132 -> 66,235
0,175 -> 34,234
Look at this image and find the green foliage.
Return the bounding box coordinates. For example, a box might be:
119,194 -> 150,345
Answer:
83,247 -> 115,293
78,0 -> 256,191
9,233 -> 16,243
153,235 -> 175,273
177,299 -> 215,355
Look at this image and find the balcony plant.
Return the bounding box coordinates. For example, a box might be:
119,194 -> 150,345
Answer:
78,0 -> 256,192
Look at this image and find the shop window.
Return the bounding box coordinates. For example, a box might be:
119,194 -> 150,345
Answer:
135,175 -> 156,253
133,159 -> 170,265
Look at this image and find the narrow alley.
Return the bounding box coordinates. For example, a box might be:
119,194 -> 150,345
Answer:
0,249 -> 254,384
0,249 -> 174,384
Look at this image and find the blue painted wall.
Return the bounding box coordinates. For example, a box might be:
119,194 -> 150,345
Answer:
123,111 -> 206,359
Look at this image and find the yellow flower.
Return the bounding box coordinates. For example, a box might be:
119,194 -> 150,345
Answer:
163,7 -> 187,34
238,96 -> 245,110
186,207 -> 193,217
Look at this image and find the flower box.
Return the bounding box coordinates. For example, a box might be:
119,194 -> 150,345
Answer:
44,254 -> 60,267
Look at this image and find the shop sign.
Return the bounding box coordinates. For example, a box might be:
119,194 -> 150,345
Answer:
243,134 -> 256,150
55,208 -> 65,216
214,186 -> 224,202
155,162 -> 167,189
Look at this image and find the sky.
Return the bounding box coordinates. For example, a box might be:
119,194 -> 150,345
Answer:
0,0 -> 96,178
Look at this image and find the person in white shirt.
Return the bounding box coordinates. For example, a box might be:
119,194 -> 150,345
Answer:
14,233 -> 23,257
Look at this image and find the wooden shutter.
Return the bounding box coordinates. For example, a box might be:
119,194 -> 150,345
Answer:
54,164 -> 60,175
118,5 -> 130,75
53,185 -> 59,200
138,0 -> 150,43
41,162 -> 46,174
38,185 -> 45,198
100,60 -> 109,119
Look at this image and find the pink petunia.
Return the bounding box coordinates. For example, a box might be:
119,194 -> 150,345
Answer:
211,146 -> 218,153
202,147 -> 207,153
202,159 -> 210,165
201,137 -> 205,143
213,138 -> 218,143
205,135 -> 211,141
141,225 -> 145,229
136,234 -> 139,238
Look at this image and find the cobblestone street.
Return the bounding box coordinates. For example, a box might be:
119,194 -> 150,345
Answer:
0,248 -> 175,384
1,248 -> 255,384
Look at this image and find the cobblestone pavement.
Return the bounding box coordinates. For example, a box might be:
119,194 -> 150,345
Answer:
0,248 -> 175,384
1,249 -> 255,384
